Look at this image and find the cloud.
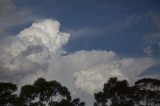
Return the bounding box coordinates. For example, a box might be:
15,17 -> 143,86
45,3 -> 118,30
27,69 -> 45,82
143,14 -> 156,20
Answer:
151,14 -> 160,31
0,19 -> 70,82
143,14 -> 160,57
21,50 -> 153,95
73,64 -> 125,94
144,46 -> 153,56
144,43 -> 160,57
67,15 -> 142,40
71,51 -> 154,94
0,0 -> 16,16
0,0 -> 16,35
0,19 -> 157,97
15,49 -> 155,96
18,19 -> 70,52
0,0 -> 42,36
0,19 -> 158,106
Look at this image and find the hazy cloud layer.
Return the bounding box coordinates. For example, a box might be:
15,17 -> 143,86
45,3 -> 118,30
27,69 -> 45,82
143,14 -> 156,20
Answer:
143,14 -> 160,57
0,0 -> 16,35
0,0 -> 41,36
0,0 -> 16,16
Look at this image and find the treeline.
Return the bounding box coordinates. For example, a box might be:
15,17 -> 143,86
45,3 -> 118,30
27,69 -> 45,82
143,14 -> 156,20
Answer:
94,77 -> 160,106
0,78 -> 85,106
0,77 -> 160,106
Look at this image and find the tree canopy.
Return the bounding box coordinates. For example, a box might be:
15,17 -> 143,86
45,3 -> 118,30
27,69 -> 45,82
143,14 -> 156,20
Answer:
0,77 -> 160,106
94,77 -> 160,106
0,82 -> 17,105
0,78 -> 85,106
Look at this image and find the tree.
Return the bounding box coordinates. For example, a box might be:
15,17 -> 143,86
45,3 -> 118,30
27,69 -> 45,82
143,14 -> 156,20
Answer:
134,78 -> 160,106
20,85 -> 37,106
0,82 -> 17,105
19,77 -> 85,106
0,78 -> 85,106
71,98 -> 85,106
94,77 -> 135,106
94,77 -> 160,106
33,78 -> 71,105
55,98 -> 85,106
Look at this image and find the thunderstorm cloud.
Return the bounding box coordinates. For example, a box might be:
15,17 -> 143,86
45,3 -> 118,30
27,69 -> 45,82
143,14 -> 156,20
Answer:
0,19 -> 157,95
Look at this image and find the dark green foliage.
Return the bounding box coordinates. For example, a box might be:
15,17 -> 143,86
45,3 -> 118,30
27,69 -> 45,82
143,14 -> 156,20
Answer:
20,85 -> 37,105
135,78 -> 160,91
0,82 -> 17,105
94,92 -> 107,106
0,77 -> 85,106
134,78 -> 160,106
94,77 -> 160,106
19,77 -> 84,106
94,77 -> 134,106
55,98 -> 85,106
71,98 -> 85,106
32,78 -> 71,105
1,77 -> 160,106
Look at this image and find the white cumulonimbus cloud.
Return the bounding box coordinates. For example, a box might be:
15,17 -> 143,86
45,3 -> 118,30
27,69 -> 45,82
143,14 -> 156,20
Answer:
37,50 -> 155,94
18,19 -> 70,53
69,51 -> 154,94
0,19 -> 70,81
0,19 -> 157,96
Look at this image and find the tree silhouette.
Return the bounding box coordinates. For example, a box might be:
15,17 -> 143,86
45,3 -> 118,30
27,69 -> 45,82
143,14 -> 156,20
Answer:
18,77 -> 85,106
20,84 -> 37,106
0,82 -> 17,105
33,78 -> 71,105
94,77 -> 160,106
54,98 -> 85,106
2,77 -> 159,106
134,78 -> 160,106
71,98 -> 85,106
94,77 -> 135,106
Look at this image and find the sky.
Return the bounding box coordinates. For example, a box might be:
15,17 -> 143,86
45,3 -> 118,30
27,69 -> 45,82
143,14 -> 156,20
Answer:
0,0 -> 160,105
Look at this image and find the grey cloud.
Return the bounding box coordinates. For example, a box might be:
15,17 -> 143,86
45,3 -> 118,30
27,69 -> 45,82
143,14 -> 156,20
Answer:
0,0 -> 16,35
143,13 -> 160,57
0,0 -> 16,16
32,50 -> 155,95
0,0 -> 41,36
151,14 -> 160,30
21,45 -> 44,57
67,15 -> 143,40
